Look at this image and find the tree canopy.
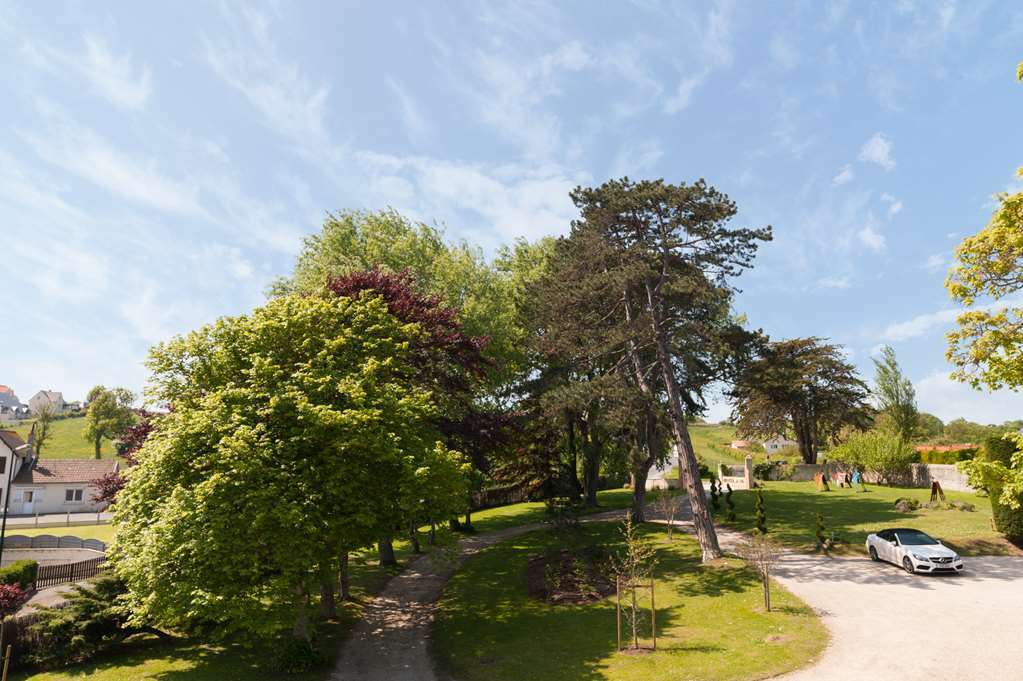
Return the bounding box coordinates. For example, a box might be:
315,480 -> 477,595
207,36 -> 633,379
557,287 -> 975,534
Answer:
112,292 -> 465,642
732,338 -> 873,464
83,386 -> 136,459
872,345 -> 917,441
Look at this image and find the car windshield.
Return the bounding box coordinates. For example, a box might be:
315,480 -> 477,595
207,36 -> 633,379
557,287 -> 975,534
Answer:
895,530 -> 938,546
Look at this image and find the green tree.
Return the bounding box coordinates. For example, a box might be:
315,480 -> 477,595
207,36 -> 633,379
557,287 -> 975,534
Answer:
112,293 -> 458,645
915,412 -> 944,440
829,430 -> 916,485
873,345 -> 918,441
562,177 -> 771,561
83,386 -> 136,459
31,403 -> 56,457
732,338 -> 873,464
273,209 -> 521,385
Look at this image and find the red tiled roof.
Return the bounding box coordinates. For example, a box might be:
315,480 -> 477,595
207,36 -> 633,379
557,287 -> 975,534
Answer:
0,386 -> 12,394
13,459 -> 118,485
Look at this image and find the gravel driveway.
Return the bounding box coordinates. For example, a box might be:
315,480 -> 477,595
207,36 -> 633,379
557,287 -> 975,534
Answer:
773,552 -> 1023,681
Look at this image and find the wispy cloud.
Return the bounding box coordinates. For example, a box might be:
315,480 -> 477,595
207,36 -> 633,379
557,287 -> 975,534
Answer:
20,105 -> 203,215
23,33 -> 152,109
817,275 -> 851,289
832,164 -> 854,185
769,34 -> 799,69
859,132 -> 896,171
922,253 -> 947,272
880,192 -> 903,219
858,216 -> 886,252
202,7 -> 340,166
386,77 -> 430,140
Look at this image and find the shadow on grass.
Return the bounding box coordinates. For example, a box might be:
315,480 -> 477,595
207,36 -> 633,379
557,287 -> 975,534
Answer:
432,523 -> 687,681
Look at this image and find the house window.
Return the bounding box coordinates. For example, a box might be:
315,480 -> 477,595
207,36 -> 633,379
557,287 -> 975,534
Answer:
0,457 -> 5,475
65,489 -> 83,502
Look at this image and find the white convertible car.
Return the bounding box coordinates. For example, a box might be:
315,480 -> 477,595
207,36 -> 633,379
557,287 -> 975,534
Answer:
866,528 -> 965,574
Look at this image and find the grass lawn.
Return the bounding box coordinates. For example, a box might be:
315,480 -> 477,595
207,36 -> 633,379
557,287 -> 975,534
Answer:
9,524 -> 116,542
434,521 -> 826,681
13,489 -> 632,681
8,416 -> 118,459
723,481 -> 1020,556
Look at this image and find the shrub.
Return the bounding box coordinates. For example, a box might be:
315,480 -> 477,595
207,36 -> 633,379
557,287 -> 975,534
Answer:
0,584 -> 25,616
0,560 -> 38,589
894,497 -> 920,512
26,575 -> 137,669
830,430 -> 916,484
709,477 -> 720,512
270,637 -> 324,674
754,489 -> 767,534
752,461 -> 775,480
964,435 -> 1023,540
917,448 -> 978,465
724,484 -> 736,522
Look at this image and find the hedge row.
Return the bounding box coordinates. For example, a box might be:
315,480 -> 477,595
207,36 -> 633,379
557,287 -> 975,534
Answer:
916,448 -> 978,465
984,435 -> 1023,541
0,560 -> 38,589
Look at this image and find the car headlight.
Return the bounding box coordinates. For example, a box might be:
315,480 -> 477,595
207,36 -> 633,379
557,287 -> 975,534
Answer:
912,553 -> 930,561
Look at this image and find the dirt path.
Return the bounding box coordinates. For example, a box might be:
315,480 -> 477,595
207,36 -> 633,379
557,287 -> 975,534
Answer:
330,508 -> 628,681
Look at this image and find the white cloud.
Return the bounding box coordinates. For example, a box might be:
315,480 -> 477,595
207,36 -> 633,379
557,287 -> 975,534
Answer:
23,34 -> 152,109
881,192 -> 903,219
386,77 -> 430,140
858,218 -> 886,252
922,253 -> 946,272
817,275 -> 851,289
80,35 -> 153,109
610,140 -> 664,178
769,35 -> 799,69
20,106 -> 203,215
917,371 -> 1023,424
832,164 -> 854,186
664,69 -> 708,114
880,308 -> 959,342
202,11 -> 340,166
858,132 -> 896,171
879,298 -> 1023,343
354,151 -> 584,247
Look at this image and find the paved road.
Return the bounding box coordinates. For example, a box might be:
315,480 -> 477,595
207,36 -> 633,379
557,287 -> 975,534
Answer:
772,552 -> 1023,681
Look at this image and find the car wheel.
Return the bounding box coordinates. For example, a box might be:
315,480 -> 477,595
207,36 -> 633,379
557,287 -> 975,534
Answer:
869,546 -> 879,562
902,556 -> 915,574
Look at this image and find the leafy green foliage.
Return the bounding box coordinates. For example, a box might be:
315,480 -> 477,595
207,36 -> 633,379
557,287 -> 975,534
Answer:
732,338 -> 872,464
917,448 -> 977,464
873,345 -> 918,441
26,575 -> 137,669
0,559 -> 37,588
755,489 -> 767,535
959,434 -> 1023,540
829,430 -> 916,484
112,293 -> 462,642
83,386 -> 136,460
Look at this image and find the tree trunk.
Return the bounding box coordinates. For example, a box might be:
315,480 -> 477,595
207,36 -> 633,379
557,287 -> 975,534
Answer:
409,521 -> 421,554
429,521 -> 436,545
579,418 -> 601,507
338,550 -> 351,601
378,536 -> 397,566
319,562 -> 337,620
763,572 -> 771,611
793,412 -> 816,464
94,437 -> 102,460
292,583 -> 310,640
449,516 -> 462,531
463,510 -> 473,532
645,279 -> 721,561
631,467 -> 649,521
566,412 -> 583,496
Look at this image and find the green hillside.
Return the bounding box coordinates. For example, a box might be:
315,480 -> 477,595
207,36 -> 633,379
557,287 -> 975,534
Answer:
6,416 -> 119,459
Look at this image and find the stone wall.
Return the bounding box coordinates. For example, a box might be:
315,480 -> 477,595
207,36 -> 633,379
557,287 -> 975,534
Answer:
767,462 -> 975,492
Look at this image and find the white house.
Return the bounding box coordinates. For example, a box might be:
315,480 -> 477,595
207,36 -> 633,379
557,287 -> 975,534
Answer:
28,390 -> 66,415
763,435 -> 798,455
0,430 -> 115,515
0,386 -> 21,410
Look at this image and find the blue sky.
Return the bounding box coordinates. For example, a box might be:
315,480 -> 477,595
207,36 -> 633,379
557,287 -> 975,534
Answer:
2,1 -> 1022,424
